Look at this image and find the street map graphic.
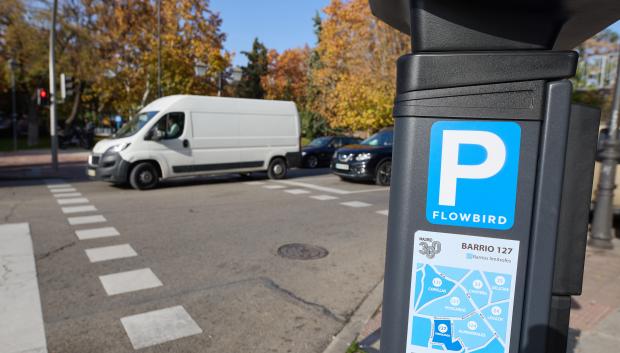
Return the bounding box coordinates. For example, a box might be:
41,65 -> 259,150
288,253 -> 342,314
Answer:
406,231 -> 520,353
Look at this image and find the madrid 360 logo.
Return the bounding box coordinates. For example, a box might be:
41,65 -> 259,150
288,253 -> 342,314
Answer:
419,238 -> 442,259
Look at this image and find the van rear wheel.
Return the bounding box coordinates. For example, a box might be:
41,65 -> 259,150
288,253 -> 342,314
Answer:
129,162 -> 159,190
267,158 -> 287,179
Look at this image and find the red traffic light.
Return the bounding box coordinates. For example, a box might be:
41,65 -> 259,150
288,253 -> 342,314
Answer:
39,89 -> 47,98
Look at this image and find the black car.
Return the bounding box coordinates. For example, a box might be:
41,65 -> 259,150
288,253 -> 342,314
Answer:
301,136 -> 362,168
330,128 -> 393,186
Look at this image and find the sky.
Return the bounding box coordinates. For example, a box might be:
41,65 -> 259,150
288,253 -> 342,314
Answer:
210,0 -> 331,66
210,0 -> 620,67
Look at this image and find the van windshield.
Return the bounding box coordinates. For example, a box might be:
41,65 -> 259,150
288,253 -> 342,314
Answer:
114,111 -> 159,138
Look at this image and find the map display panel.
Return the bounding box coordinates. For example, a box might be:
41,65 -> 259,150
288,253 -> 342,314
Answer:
406,230 -> 520,353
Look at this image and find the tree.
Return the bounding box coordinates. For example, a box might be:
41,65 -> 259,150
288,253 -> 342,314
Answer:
261,47 -> 310,105
235,38 -> 268,99
311,0 -> 409,132
87,0 -> 231,118
0,0 -> 49,145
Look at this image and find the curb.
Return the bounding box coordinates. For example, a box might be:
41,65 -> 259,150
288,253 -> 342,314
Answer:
321,279 -> 384,353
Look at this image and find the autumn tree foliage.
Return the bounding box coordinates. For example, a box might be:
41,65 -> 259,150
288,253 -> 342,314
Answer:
311,0 -> 409,132
87,0 -> 230,117
261,47 -> 310,106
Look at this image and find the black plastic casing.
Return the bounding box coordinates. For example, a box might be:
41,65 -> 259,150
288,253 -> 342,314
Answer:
380,51 -> 600,353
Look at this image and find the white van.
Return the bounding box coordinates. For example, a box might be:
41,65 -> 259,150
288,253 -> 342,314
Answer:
87,95 -> 301,190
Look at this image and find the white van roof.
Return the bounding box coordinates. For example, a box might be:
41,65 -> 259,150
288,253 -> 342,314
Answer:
141,95 -> 298,116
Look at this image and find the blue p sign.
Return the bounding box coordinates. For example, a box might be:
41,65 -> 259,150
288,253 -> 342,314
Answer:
426,121 -> 521,230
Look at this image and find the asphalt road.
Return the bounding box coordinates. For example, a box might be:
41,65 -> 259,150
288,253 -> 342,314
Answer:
0,166 -> 390,353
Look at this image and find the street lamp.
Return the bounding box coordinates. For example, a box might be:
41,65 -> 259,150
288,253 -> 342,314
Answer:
590,48 -> 620,249
8,59 -> 18,151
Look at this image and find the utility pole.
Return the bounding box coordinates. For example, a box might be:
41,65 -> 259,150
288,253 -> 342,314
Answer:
8,59 -> 18,151
590,51 -> 620,249
49,0 -> 59,171
157,0 -> 162,98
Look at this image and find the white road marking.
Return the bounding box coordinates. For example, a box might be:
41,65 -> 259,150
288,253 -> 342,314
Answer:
263,184 -> 286,189
244,181 -> 265,186
121,306 -> 202,349
75,226 -> 119,240
62,205 -> 97,214
53,192 -> 82,198
50,187 -> 77,193
46,183 -> 72,189
310,194 -> 339,201
274,179 -> 387,194
85,244 -> 138,263
56,197 -> 89,205
376,209 -> 389,216
284,188 -> 310,195
341,201 -> 372,208
99,268 -> 163,296
67,215 -> 107,226
0,223 -> 48,353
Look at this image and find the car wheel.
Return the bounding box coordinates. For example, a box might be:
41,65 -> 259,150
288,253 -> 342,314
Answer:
305,155 -> 319,168
267,158 -> 287,179
375,160 -> 391,186
129,162 -> 159,190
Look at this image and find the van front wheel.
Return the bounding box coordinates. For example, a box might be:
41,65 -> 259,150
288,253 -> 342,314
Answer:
129,162 -> 159,190
267,158 -> 287,180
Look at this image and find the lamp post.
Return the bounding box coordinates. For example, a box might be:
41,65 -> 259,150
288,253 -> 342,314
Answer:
49,0 -> 59,171
8,59 -> 18,151
157,0 -> 162,98
590,51 -> 620,249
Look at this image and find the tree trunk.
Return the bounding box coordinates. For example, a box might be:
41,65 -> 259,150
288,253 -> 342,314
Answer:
64,80 -> 82,126
27,91 -> 39,147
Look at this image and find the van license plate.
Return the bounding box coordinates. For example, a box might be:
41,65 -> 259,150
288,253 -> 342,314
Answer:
336,163 -> 350,171
87,169 -> 96,177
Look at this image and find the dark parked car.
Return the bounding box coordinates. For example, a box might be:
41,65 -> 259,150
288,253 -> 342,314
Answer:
330,128 -> 393,186
302,136 -> 362,168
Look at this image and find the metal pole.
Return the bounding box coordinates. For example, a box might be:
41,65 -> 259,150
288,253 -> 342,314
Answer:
590,51 -> 620,249
49,0 -> 59,171
9,59 -> 17,151
157,0 -> 162,98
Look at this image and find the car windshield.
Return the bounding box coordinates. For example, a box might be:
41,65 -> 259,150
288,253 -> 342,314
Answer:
361,131 -> 393,146
114,111 -> 159,138
308,137 -> 332,147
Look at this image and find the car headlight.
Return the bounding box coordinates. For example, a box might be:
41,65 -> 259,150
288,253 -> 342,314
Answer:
301,151 -> 307,156
108,142 -> 131,153
355,153 -> 372,161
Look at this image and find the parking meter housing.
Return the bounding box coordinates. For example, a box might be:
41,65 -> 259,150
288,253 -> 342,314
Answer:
369,0 -> 619,352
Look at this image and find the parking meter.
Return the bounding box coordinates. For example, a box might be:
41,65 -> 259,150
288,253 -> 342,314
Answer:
368,1 -> 620,352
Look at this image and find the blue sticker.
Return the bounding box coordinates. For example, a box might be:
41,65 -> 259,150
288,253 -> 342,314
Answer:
426,121 -> 521,230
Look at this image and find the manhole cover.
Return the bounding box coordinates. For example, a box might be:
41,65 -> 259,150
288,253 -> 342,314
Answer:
277,243 -> 328,260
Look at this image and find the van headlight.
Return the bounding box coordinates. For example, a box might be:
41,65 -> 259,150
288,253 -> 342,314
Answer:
108,143 -> 131,153
355,153 -> 372,161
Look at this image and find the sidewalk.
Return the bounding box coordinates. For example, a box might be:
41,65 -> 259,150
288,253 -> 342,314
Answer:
0,149 -> 89,179
342,239 -> 620,353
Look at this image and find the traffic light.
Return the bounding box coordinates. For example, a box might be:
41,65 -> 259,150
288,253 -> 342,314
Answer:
36,88 -> 49,106
60,73 -> 74,100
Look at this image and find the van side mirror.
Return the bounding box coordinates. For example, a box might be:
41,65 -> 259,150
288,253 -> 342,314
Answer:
145,129 -> 162,141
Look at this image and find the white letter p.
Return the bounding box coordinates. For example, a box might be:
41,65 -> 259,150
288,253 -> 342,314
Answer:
439,130 -> 506,206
